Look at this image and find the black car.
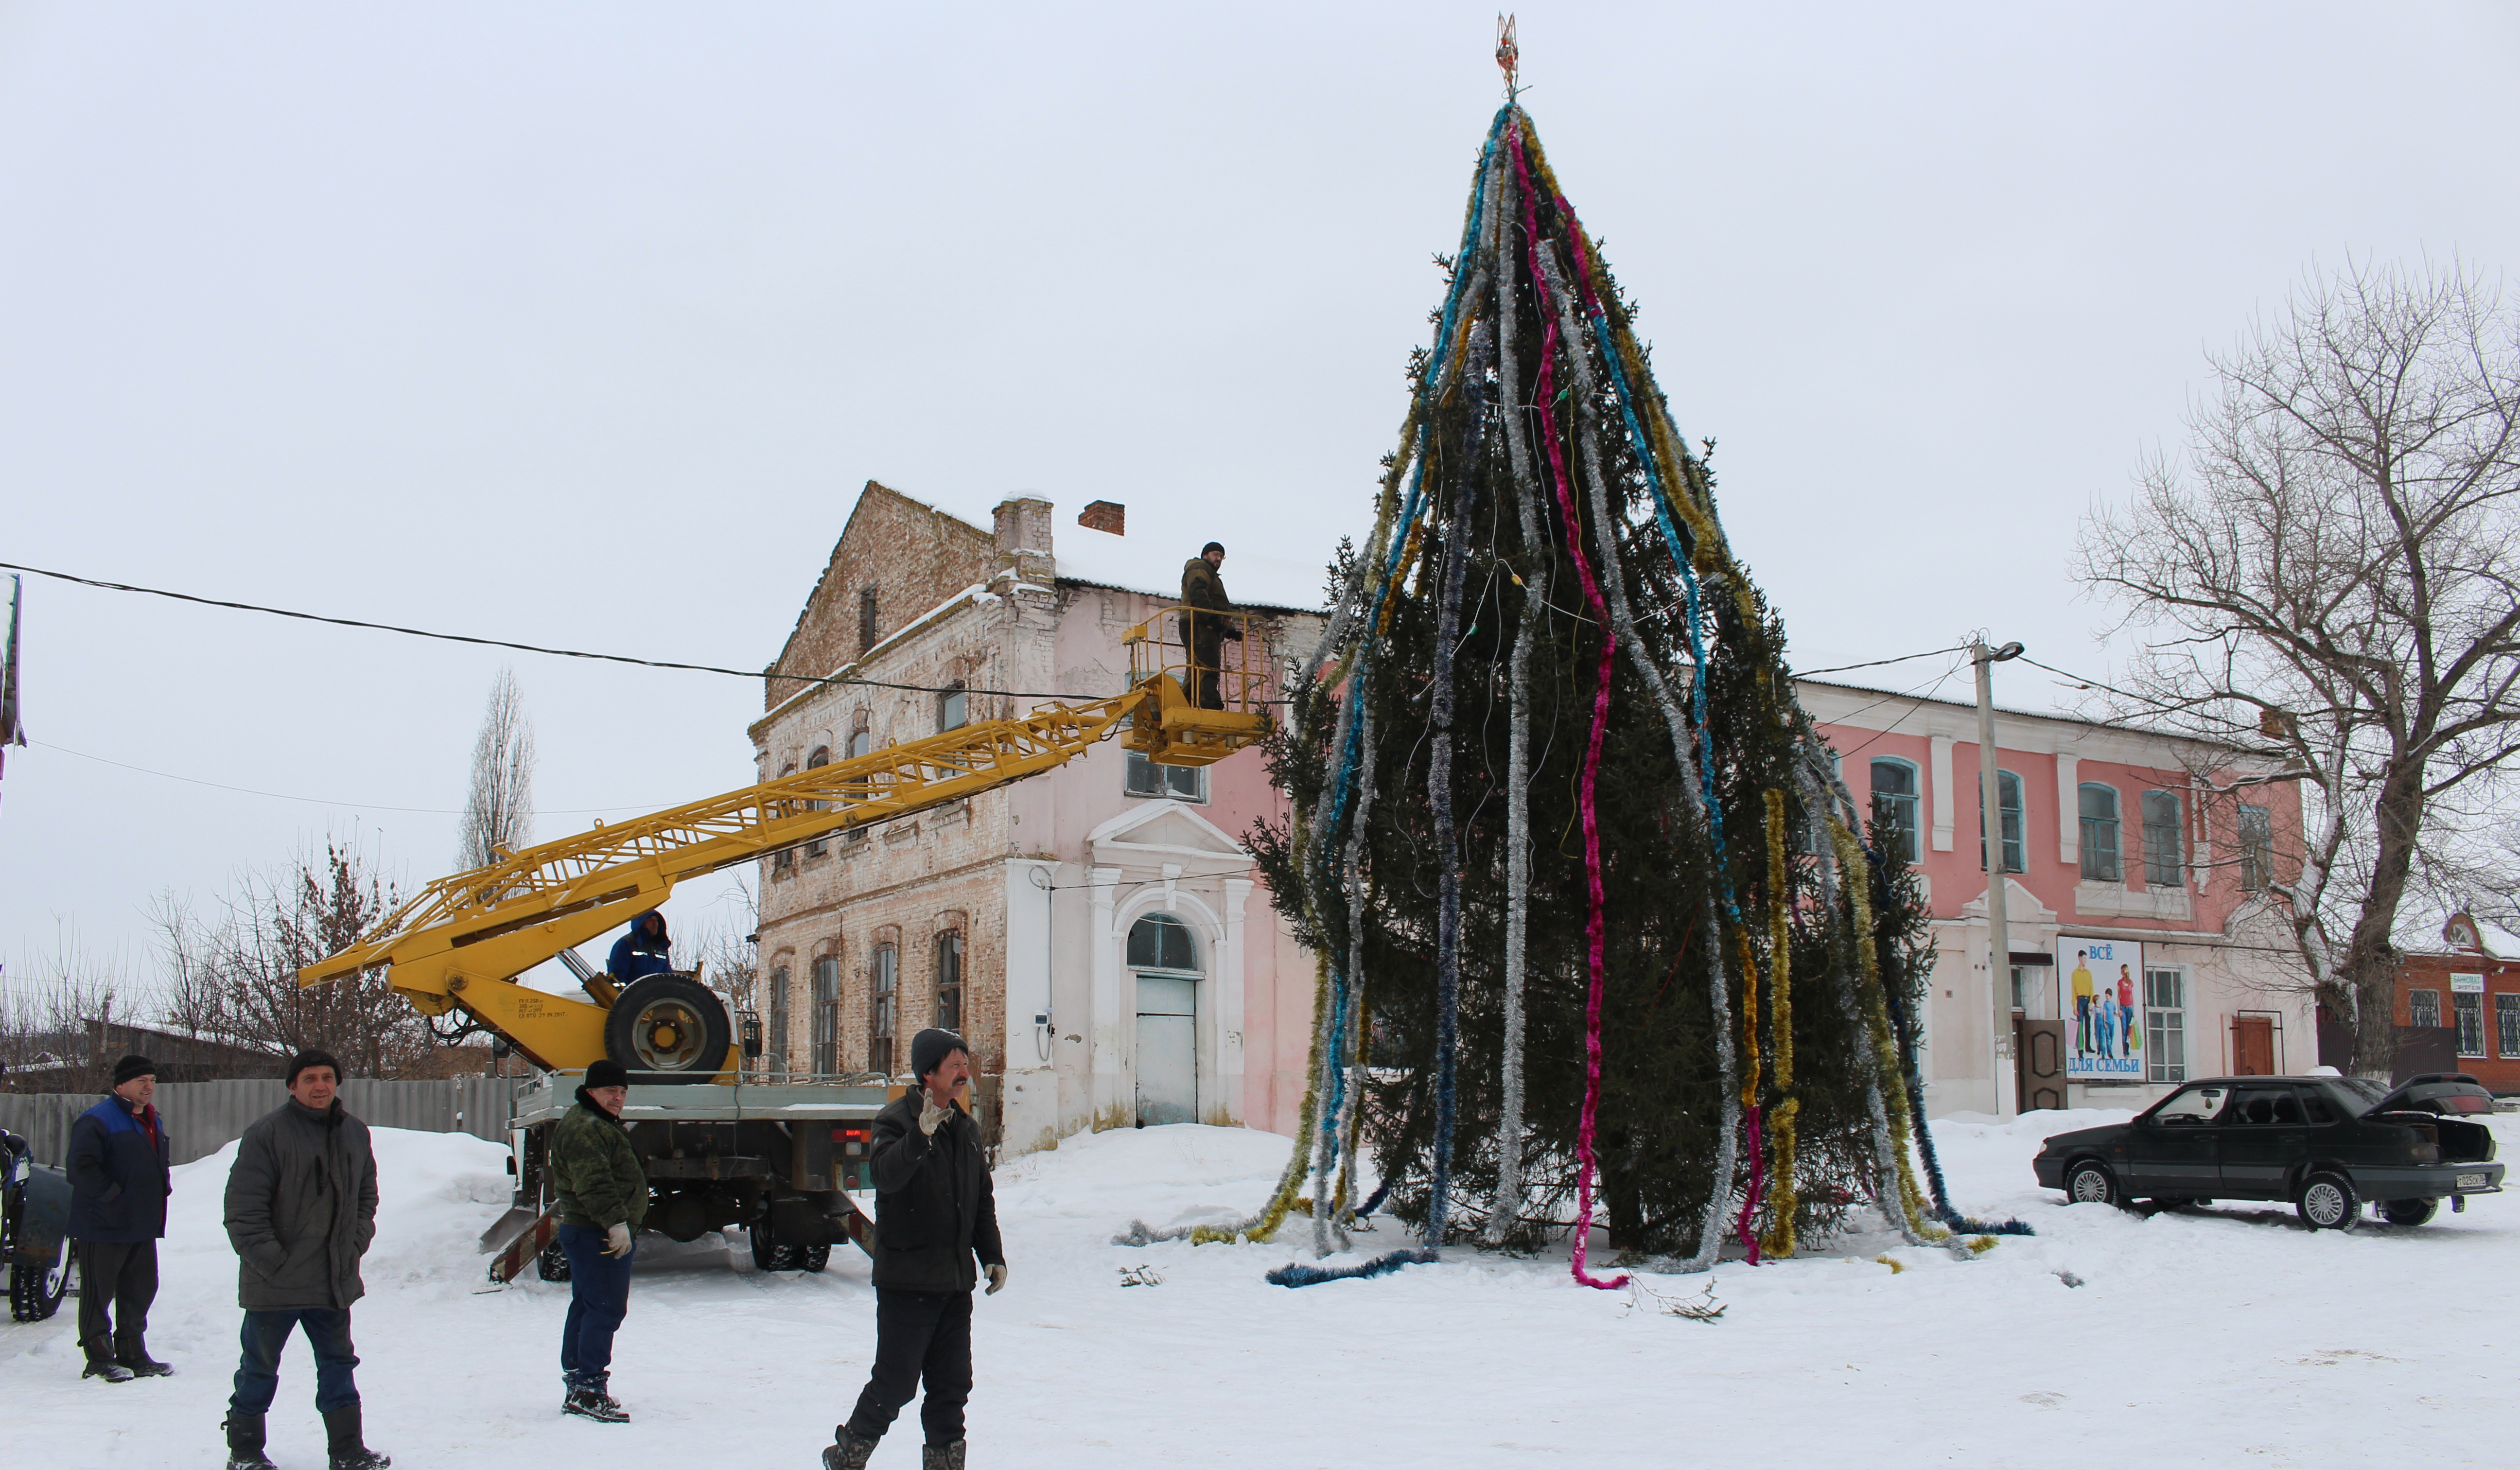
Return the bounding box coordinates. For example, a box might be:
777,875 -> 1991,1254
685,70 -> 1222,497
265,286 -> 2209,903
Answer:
2032,1073 -> 2505,1230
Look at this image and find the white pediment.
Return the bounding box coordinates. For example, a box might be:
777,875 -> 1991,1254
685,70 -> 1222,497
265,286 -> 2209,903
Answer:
1087,802 -> 1250,863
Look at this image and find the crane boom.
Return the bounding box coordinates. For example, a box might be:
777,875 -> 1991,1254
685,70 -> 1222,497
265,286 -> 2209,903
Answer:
297,610 -> 1271,1075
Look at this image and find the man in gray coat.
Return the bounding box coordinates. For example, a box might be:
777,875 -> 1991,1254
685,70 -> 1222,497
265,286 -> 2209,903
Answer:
219,1050 -> 389,1470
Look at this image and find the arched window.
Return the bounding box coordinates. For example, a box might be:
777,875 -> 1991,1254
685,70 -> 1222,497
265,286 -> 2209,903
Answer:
804,746 -> 832,857
1127,913 -> 1199,973
811,953 -> 840,1076
2079,783 -> 2122,882
1870,757 -> 1920,863
868,943 -> 897,1075
1978,770 -> 2025,874
772,760 -> 799,870
934,930 -> 963,1033
2142,789 -> 2184,886
767,963 -> 791,1079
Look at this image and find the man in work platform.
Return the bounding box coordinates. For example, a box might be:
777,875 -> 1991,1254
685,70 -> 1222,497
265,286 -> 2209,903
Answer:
607,910 -> 674,984
547,1057 -> 644,1424
826,1028 -> 1006,1470
220,1050 -> 389,1470
1179,540 -> 1242,710
66,1053 -> 173,1382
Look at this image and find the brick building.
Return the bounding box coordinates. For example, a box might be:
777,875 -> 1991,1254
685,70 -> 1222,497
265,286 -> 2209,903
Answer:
750,484 -> 1325,1154
2387,913 -> 2520,1093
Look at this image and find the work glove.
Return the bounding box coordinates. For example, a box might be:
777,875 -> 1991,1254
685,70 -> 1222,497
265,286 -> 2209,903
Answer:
918,1093 -> 948,1137
984,1262 -> 1008,1295
605,1222 -> 633,1257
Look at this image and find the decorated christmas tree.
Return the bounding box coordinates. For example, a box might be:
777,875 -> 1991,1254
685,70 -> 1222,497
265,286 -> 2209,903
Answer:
1240,62 -> 1984,1284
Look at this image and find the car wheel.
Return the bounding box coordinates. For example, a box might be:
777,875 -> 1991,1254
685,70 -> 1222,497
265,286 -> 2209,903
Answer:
2380,1197 -> 2438,1227
2147,1196 -> 2193,1210
2065,1160 -> 2120,1208
2296,1170 -> 2360,1231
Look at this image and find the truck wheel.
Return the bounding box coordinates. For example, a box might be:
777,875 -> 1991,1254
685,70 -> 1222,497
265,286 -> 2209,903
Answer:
2296,1171 -> 2360,1231
2064,1160 -> 2121,1208
604,974 -> 734,1084
749,1217 -> 796,1273
9,1248 -> 70,1322
2380,1198 -> 2438,1227
798,1243 -> 831,1274
536,1238 -> 572,1282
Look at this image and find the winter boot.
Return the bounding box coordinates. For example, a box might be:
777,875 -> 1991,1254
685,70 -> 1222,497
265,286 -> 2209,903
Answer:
922,1442 -> 966,1470
822,1425 -> 877,1470
322,1405 -> 391,1470
81,1339 -> 134,1383
115,1339 -> 173,1377
223,1412 -> 278,1470
564,1384 -> 630,1423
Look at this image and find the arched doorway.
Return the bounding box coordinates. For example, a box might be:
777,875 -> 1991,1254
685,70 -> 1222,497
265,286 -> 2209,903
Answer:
1129,913 -> 1200,1126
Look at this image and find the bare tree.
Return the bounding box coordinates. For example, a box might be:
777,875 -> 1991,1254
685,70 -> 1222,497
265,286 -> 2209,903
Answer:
156,837 -> 430,1078
2078,256 -> 2520,1077
0,926 -> 124,1091
456,666 -> 536,871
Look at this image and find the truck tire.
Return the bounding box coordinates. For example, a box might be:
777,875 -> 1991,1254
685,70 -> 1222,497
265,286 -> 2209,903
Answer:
605,974 -> 734,1084
537,1237 -> 572,1282
749,1216 -> 796,1273
799,1242 -> 831,1274
9,1247 -> 70,1322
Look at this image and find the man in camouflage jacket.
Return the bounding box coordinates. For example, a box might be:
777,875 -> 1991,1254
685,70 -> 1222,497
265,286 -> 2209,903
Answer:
547,1058 -> 647,1423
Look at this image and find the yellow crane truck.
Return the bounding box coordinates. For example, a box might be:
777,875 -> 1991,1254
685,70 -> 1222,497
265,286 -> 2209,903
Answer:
299,613 -> 1268,1283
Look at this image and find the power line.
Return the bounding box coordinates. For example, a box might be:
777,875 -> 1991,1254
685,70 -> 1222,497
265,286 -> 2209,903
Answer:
1791,644 -> 1970,679
1,559 -> 1283,702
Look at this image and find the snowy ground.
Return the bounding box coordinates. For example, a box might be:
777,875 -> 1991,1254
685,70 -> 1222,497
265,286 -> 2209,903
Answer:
6,1110 -> 2516,1468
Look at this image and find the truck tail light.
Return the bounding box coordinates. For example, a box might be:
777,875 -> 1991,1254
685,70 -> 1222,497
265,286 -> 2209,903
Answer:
833,1126 -> 870,1158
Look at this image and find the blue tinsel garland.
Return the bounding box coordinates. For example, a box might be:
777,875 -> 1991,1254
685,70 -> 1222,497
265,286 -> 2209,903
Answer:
1267,1249 -> 1438,1288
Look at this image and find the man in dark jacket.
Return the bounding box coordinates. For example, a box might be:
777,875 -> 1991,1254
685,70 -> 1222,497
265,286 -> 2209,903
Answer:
547,1057 -> 646,1423
220,1050 -> 388,1470
66,1053 -> 173,1381
827,1028 -> 1005,1470
1179,542 -> 1242,710
607,910 -> 674,984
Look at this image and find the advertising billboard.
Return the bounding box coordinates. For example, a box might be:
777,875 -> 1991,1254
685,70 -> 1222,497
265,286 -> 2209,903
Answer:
2057,938 -> 2144,1082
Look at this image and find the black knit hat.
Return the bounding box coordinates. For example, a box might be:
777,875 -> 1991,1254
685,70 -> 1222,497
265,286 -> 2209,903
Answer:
285,1049 -> 342,1087
584,1059 -> 630,1090
111,1054 -> 156,1087
1201,542 -> 1225,558
910,1028 -> 969,1083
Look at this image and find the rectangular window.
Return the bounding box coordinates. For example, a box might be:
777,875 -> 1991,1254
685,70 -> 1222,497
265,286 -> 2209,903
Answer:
869,945 -> 897,1076
934,931 -> 963,1034
858,586 -> 878,653
1978,770 -> 2025,874
768,964 -> 791,1078
805,748 -> 833,858
2144,968 -> 2187,1084
2408,989 -> 2441,1029
1125,749 -> 1205,801
1870,758 -> 1920,863
2498,994 -> 2520,1058
2455,993 -> 2485,1057
2238,804 -> 2272,891
2079,784 -> 2122,883
2142,790 -> 2184,886
939,685 -> 968,732
811,955 -> 840,1076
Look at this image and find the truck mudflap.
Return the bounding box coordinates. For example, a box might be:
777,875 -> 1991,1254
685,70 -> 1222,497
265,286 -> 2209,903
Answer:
484,1205 -> 562,1285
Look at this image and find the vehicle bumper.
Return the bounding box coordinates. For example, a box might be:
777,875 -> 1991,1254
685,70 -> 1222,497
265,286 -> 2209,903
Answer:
2351,1162 -> 2505,1198
2032,1157 -> 2066,1190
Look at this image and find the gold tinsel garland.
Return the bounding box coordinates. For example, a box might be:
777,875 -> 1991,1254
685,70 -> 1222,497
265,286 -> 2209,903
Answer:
1758,788 -> 1801,1260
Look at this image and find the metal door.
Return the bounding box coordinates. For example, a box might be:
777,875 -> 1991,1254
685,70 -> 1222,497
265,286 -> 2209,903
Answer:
2232,1016 -> 2275,1076
2127,1083 -> 2223,1198
2014,1018 -> 2068,1112
2215,1084 -> 2307,1199
1134,974 -> 1197,1127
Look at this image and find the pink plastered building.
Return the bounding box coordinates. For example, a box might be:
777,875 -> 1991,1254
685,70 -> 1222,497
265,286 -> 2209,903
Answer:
750,485 -> 1324,1155
1799,678 -> 2314,1117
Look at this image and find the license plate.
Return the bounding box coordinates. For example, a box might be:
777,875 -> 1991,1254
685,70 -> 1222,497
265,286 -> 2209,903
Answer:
2458,1172 -> 2489,1190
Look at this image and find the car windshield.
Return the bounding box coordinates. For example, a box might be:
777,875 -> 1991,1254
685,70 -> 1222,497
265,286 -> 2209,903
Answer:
2340,1077 -> 2390,1106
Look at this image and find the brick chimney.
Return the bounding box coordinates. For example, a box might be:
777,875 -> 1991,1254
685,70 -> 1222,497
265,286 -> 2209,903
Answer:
1077,500 -> 1125,536
992,497 -> 1054,588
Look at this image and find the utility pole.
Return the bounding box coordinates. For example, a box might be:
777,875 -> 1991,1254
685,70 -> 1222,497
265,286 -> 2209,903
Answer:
1974,637 -> 2024,1119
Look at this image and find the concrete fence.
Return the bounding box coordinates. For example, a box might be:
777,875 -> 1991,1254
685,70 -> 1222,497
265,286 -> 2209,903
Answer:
0,1077 -> 524,1169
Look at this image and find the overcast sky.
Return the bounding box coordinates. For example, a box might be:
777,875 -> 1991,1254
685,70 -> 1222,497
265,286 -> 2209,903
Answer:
5,2 -> 2517,1008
